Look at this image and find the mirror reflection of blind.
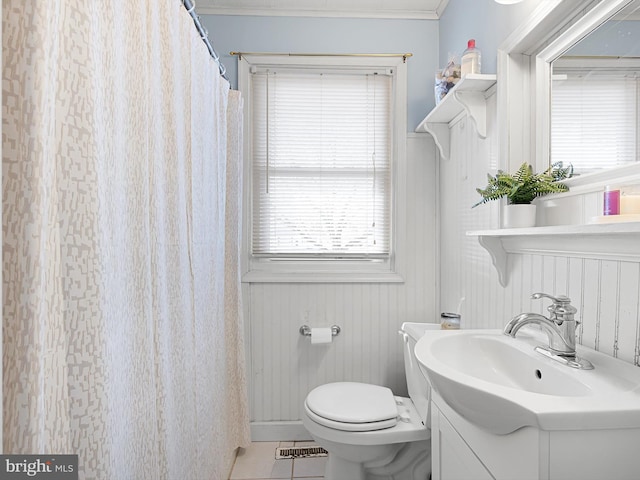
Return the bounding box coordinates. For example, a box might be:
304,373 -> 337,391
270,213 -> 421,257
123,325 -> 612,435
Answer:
551,75 -> 637,172
250,70 -> 392,257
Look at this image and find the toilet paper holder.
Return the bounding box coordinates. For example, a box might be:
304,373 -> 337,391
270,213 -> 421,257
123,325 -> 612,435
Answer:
299,325 -> 341,337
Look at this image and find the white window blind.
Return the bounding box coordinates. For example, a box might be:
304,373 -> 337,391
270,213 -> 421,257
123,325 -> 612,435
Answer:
551,75 -> 637,172
250,69 -> 392,258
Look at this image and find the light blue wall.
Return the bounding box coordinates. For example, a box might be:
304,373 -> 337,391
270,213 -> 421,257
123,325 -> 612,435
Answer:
201,2 -> 544,130
200,15 -> 439,130
438,0 -> 539,74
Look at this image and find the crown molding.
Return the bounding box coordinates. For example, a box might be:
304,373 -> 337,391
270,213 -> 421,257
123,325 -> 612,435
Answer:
195,0 -> 449,20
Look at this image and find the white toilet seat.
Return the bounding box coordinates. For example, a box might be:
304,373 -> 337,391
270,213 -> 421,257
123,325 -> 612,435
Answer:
305,382 -> 398,432
304,401 -> 398,432
302,391 -> 429,447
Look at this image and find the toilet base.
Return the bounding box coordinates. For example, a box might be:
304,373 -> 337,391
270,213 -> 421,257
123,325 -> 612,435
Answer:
319,438 -> 431,480
325,455 -> 366,480
366,440 -> 431,480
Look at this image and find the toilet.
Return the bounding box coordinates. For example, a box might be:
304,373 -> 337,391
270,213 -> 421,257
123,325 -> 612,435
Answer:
301,322 -> 440,480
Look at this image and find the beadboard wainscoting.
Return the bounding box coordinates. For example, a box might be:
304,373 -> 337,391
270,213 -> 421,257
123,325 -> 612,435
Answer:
439,92 -> 640,368
243,134 -> 439,439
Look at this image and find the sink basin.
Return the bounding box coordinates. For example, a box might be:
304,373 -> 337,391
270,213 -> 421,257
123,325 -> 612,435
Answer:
415,329 -> 640,434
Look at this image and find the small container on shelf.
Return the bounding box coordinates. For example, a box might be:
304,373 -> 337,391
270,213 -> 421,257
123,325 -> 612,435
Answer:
621,185 -> 640,215
441,312 -> 461,330
603,185 -> 620,216
461,39 -> 481,77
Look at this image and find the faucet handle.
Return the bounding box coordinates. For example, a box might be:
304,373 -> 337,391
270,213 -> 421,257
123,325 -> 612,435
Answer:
532,292 -> 577,321
531,292 -> 572,304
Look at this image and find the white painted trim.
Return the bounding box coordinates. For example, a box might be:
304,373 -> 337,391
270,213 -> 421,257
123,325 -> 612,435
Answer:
435,0 -> 451,19
195,7 -> 439,20
239,57 -> 252,282
239,54 -> 409,284
242,270 -> 404,283
538,0 -> 632,62
498,0 -> 567,55
434,140 -> 443,317
250,421 -> 312,442
535,54 -> 551,171
497,49 -> 531,171
558,163 -> 640,192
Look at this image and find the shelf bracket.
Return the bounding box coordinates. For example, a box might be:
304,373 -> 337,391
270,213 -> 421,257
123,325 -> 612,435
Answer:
454,90 -> 489,138
477,235 -> 508,287
423,123 -> 450,160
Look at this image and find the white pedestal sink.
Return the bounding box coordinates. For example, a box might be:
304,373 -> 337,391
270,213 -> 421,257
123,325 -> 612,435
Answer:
415,328 -> 640,434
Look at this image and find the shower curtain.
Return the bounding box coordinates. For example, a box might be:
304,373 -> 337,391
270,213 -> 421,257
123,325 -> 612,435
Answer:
2,1 -> 250,479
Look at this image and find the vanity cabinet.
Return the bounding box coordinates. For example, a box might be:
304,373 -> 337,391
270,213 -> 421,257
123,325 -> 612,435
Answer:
431,407 -> 493,480
430,390 -> 640,480
431,391 -> 540,480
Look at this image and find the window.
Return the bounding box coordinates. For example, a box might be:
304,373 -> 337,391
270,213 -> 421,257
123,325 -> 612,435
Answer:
239,55 -> 407,282
252,70 -> 390,257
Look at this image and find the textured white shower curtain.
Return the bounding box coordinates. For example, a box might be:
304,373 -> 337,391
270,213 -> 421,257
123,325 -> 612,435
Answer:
2,1 -> 250,479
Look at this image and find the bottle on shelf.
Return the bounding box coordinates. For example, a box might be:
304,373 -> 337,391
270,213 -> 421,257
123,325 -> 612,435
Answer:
603,185 -> 620,216
461,39 -> 481,77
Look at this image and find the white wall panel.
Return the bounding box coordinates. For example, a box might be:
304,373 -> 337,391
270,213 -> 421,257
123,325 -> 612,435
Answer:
439,92 -> 640,369
246,91 -> 640,433
245,135 -> 439,424
617,263 -> 640,364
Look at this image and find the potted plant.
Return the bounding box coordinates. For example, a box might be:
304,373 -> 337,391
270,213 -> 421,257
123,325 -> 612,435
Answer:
473,162 -> 572,228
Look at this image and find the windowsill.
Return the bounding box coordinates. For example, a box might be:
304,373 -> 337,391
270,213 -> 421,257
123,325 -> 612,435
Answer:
243,254 -> 406,283
242,270 -> 405,284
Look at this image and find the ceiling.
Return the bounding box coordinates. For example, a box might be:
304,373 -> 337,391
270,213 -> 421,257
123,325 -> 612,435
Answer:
194,0 -> 451,20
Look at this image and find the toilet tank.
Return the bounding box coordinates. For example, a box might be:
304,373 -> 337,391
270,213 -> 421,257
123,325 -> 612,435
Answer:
400,322 -> 441,427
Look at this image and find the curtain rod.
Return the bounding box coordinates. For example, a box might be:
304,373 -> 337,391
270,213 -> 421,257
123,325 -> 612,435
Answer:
230,52 -> 413,63
183,0 -> 228,80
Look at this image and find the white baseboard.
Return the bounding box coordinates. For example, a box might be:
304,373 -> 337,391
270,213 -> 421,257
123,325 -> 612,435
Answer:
250,421 -> 312,442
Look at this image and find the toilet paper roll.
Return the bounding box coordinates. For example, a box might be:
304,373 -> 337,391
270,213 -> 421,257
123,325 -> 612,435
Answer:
310,327 -> 332,344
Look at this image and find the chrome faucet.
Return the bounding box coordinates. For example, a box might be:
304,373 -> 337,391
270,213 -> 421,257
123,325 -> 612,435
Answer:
504,293 -> 593,369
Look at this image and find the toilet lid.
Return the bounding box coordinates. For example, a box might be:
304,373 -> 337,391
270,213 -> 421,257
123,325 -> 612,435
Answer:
305,382 -> 398,425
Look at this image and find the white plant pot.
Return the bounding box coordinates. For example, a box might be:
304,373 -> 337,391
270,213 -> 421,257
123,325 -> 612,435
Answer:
502,204 -> 537,228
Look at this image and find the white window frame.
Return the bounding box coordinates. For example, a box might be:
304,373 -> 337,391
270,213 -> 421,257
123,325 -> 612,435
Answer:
239,54 -> 407,283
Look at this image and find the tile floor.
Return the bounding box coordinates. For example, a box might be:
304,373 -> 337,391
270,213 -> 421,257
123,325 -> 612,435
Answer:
229,441 -> 327,480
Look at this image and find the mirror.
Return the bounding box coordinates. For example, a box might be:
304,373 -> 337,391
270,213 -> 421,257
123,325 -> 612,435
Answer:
498,0 -> 640,187
551,0 -> 640,175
